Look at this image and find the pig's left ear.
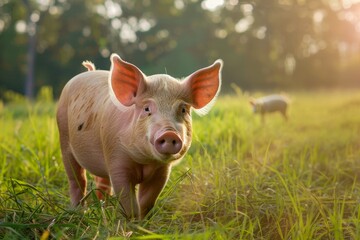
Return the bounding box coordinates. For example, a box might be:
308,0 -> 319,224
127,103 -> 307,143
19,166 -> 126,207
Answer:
184,59 -> 223,116
109,53 -> 146,108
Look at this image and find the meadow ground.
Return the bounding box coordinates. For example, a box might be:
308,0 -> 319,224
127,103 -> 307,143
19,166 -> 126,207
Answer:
1,89 -> 360,239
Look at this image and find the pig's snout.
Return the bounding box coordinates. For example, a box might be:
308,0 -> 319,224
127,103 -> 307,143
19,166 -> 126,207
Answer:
155,131 -> 182,155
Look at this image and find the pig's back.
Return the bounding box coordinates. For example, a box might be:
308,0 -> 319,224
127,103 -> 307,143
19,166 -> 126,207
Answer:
61,70 -> 112,131
62,70 -> 109,99
261,95 -> 288,113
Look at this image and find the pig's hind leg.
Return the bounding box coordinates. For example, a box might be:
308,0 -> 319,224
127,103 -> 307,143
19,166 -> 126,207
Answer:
61,149 -> 87,207
94,176 -> 112,200
57,107 -> 87,207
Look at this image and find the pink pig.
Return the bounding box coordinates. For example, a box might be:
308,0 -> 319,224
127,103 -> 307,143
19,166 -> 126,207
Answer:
56,54 -> 223,219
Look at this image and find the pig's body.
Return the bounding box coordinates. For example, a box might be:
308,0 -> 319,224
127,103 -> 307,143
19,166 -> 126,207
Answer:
57,54 -> 222,219
250,94 -> 289,122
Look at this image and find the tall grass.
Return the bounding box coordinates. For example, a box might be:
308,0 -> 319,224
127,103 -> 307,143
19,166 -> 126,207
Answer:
1,90 -> 360,239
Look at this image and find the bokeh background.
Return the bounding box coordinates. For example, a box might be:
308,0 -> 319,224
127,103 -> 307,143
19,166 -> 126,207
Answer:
1,0 -> 360,100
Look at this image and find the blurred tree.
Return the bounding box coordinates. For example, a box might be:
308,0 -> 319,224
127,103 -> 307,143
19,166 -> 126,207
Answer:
23,0 -> 36,100
0,0 -> 113,98
0,0 -> 359,100
35,0 -> 113,97
216,0 -> 360,90
0,1 -> 28,99
130,0 -> 219,77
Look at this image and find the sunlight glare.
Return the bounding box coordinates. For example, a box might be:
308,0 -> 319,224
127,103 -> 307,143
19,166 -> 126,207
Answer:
120,23 -> 137,43
0,20 -> 4,32
342,0 -> 360,8
105,0 -> 122,18
341,0 -> 360,34
15,20 -> 27,34
201,0 -> 224,11
97,0 -> 122,19
235,16 -> 254,33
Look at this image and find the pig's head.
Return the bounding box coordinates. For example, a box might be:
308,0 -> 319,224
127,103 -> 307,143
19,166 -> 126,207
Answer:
250,99 -> 263,114
108,54 -> 222,164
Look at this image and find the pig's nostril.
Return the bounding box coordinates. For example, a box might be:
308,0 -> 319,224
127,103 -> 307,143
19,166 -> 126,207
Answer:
155,132 -> 182,155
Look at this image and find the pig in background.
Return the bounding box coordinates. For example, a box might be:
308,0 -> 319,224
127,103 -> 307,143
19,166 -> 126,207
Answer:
249,94 -> 290,122
56,54 -> 223,220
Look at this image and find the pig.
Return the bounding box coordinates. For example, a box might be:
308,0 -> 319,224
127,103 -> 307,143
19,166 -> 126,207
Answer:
249,94 -> 289,122
56,53 -> 223,220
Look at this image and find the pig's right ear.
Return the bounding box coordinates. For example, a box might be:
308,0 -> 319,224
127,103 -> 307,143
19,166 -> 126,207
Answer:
109,54 -> 146,108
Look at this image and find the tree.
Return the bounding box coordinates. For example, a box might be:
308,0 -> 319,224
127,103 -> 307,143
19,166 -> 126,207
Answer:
1,0 -> 360,100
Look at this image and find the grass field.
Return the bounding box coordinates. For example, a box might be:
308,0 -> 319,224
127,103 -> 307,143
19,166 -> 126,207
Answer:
1,90 -> 360,239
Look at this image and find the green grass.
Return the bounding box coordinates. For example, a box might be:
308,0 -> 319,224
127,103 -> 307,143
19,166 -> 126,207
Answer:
1,90 -> 360,239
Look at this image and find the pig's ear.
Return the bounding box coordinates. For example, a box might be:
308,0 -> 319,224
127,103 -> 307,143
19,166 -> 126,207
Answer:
184,59 -> 223,116
109,53 -> 146,108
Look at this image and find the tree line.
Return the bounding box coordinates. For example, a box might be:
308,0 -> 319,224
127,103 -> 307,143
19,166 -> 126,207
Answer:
1,0 -> 359,100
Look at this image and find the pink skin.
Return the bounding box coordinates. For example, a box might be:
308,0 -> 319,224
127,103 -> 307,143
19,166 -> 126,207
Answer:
154,131 -> 182,155
56,54 -> 223,219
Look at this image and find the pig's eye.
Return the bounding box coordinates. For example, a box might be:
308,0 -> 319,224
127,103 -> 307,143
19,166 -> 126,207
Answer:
144,106 -> 151,116
180,104 -> 190,115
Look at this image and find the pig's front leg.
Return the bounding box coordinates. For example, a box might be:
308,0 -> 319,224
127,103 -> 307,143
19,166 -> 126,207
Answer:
139,165 -> 171,219
109,168 -> 140,219
280,110 -> 288,121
